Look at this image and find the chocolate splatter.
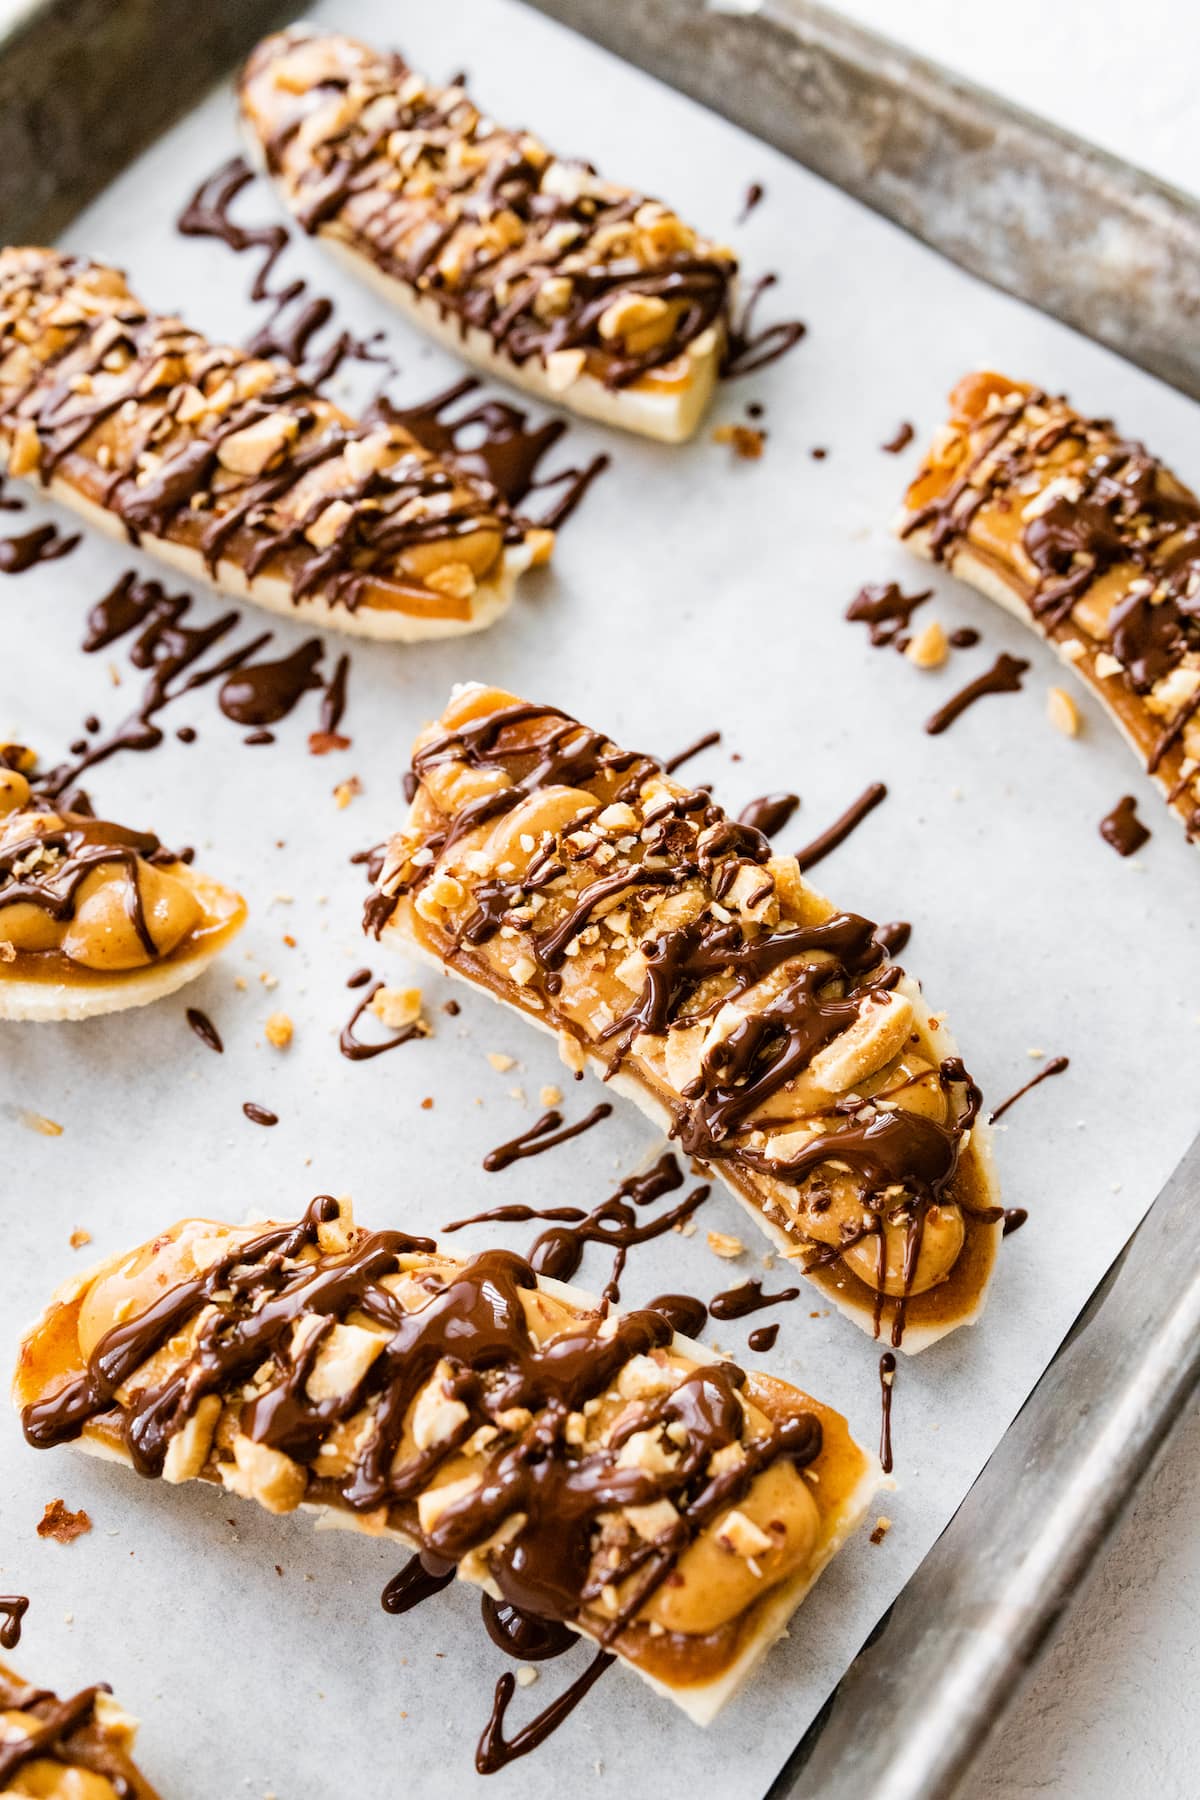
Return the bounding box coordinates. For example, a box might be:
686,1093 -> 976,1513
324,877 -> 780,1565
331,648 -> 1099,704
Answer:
924,652 -> 1030,736
1100,795 -> 1150,856
0,1596 -> 28,1651
737,792 -> 799,837
881,422 -> 915,455
242,1102 -> 278,1127
0,522 -> 79,572
483,1103 -> 613,1173
186,1008 -> 223,1054
663,730 -> 721,775
794,783 -> 887,871
989,1055 -> 1069,1123
846,582 -> 931,651
721,274 -> 806,379
878,1352 -> 896,1475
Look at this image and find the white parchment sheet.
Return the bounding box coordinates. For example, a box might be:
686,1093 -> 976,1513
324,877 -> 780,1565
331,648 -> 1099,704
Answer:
2,1 -> 1199,1793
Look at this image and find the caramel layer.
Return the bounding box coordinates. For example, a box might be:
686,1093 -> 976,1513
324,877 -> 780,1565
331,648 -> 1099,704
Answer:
0,1660 -> 158,1798
0,248 -> 543,637
239,30 -> 736,440
370,685 -> 1001,1352
14,1199 -> 875,1717
897,371 -> 1200,838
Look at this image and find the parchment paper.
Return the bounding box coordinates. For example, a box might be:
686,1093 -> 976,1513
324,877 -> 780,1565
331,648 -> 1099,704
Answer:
2,1 -> 1199,1794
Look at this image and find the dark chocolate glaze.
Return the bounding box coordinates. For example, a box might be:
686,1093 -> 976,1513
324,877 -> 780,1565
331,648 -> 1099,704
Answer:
0,521 -> 79,572
1002,1208 -> 1029,1237
1100,795 -> 1150,856
793,783 -> 887,872
186,1007 -> 223,1054
346,966 -> 373,989
989,1055 -> 1069,1123
320,653 -> 351,736
0,1680 -> 110,1788
737,791 -> 799,837
924,652 -> 1030,736
483,1103 -> 613,1172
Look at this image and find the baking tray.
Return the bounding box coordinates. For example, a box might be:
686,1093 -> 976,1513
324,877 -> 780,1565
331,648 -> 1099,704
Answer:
1,3 -> 1199,1797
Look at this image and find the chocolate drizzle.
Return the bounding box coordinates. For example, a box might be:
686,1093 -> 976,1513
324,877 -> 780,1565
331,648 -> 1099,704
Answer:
381,1551 -> 455,1615
338,979 -> 425,1060
0,520 -> 79,572
990,1055 -> 1069,1123
924,652 -> 1029,736
846,582 -> 931,651
480,1592 -> 575,1661
720,274 -> 806,379
793,783 -> 887,871
243,40 -> 737,393
881,421 -> 915,455
24,1194 -> 824,1726
903,379 -> 1200,831
737,791 -> 799,837
374,380 -> 609,534
477,1649 -> 614,1774
0,247 -> 515,619
1099,795 -> 1150,856
646,1293 -> 708,1337
708,1279 -> 800,1321
878,1352 -> 896,1475
483,1102 -> 613,1172
381,695 -> 986,1344
218,640 -> 325,727
662,730 -> 721,775
0,801 -> 162,957
0,1679 -> 114,1789
41,572 -> 342,798
0,1595 -> 28,1650
445,1153 -> 703,1305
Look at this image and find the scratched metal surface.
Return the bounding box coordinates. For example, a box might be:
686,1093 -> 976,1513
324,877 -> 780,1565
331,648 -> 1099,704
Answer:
525,0 -> 1200,401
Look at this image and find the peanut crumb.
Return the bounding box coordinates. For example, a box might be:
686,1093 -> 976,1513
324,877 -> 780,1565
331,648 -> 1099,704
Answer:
308,731 -> 351,757
21,1111 -> 63,1137
37,1499 -> 92,1544
0,941 -> 15,963
1046,686 -> 1080,736
707,1230 -> 745,1260
712,422 -> 765,460
515,1666 -> 539,1688
539,1085 -> 563,1107
905,620 -> 948,670
420,1097 -> 434,1111
333,776 -> 363,809
371,986 -> 424,1031
69,1228 -> 92,1250
487,1051 -> 516,1073
265,1012 -> 294,1050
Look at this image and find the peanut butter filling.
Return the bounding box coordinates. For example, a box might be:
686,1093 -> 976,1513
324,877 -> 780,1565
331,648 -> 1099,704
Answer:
238,30 -> 736,394
16,1198 -> 871,1692
0,751 -> 243,982
899,371 -> 1200,837
370,686 -> 999,1348
0,248 -> 543,619
0,1662 -> 157,1799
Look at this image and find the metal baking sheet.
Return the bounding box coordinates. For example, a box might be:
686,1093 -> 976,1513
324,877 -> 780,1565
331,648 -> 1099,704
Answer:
2,2 -> 1199,1797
